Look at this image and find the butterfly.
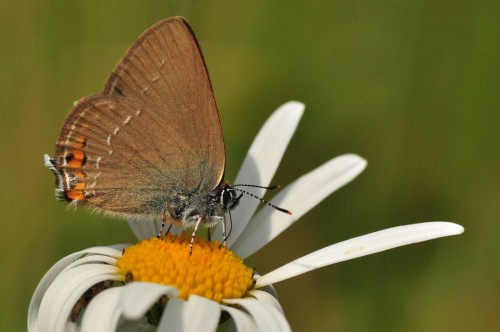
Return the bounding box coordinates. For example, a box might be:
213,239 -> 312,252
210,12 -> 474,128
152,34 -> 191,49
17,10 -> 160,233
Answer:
45,17 -> 289,252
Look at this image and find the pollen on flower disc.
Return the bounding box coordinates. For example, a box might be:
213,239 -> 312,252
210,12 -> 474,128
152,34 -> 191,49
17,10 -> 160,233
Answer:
116,234 -> 254,302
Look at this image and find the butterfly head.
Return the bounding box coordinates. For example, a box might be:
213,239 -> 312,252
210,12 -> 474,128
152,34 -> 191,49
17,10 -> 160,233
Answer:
217,182 -> 243,212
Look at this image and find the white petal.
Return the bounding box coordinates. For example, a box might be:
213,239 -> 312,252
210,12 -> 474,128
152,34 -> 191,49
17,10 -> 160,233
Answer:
117,318 -> 156,331
62,254 -> 119,273
184,296 -> 220,331
221,304 -> 257,332
247,289 -> 284,314
28,246 -> 125,331
121,282 -> 178,320
82,287 -> 155,331
127,219 -> 160,240
213,101 -> 304,246
36,264 -> 122,332
128,219 -> 184,240
158,296 -> 220,332
81,287 -> 123,332
224,298 -> 291,332
62,321 -> 78,332
157,297 -> 185,331
255,222 -> 464,287
251,274 -> 279,299
232,154 -> 367,258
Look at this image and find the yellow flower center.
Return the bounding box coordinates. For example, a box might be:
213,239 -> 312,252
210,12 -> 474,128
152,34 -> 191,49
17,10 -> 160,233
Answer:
116,234 -> 254,303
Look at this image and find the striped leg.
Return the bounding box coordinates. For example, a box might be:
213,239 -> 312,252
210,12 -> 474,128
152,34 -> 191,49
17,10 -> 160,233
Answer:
189,216 -> 202,255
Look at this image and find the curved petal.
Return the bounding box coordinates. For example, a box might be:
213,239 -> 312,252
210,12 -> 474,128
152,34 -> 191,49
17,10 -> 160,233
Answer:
28,246 -> 125,331
255,222 -> 464,287
232,154 -> 367,258
158,295 -> 220,332
224,298 -> 291,332
252,273 -> 279,299
62,254 -> 119,273
213,101 -> 304,246
81,287 -> 123,332
184,296 -> 220,332
221,304 -> 257,332
121,282 -> 178,320
36,264 -> 122,332
247,290 -> 284,314
157,297 -> 185,331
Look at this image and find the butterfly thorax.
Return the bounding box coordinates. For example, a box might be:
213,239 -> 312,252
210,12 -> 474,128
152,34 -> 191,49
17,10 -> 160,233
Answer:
166,183 -> 241,228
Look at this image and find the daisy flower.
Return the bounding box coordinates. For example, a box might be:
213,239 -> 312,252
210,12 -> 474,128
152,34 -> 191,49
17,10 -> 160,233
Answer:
28,102 -> 464,331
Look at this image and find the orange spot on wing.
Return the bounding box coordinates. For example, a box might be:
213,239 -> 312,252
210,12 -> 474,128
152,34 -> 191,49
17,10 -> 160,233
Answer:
67,160 -> 80,168
66,148 -> 85,168
63,169 -> 87,201
67,150 -> 86,168
74,136 -> 87,149
74,181 -> 85,190
67,190 -> 86,201
72,149 -> 84,160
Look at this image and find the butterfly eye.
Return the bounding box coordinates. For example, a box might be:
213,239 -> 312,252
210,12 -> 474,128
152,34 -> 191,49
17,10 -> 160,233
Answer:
218,187 -> 235,207
220,188 -> 243,211
222,189 -> 234,206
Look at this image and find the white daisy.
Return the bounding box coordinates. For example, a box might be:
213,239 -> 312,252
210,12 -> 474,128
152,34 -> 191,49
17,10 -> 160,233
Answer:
28,102 -> 464,331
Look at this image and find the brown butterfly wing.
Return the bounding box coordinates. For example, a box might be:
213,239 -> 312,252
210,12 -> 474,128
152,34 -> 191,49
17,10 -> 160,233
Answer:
104,17 -> 212,100
103,16 -> 225,189
53,17 -> 225,217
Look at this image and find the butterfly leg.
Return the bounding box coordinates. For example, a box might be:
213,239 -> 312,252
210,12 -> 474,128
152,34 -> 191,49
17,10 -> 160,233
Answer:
158,204 -> 175,238
218,217 -> 228,250
219,212 -> 234,250
207,228 -> 211,242
158,209 -> 166,238
189,216 -> 202,255
158,223 -> 173,239
166,224 -> 173,236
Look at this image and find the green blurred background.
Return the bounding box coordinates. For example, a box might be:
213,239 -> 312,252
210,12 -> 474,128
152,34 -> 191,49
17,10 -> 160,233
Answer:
1,1 -> 498,331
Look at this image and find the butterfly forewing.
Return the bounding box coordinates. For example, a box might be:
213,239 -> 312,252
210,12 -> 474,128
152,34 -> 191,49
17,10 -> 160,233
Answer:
105,17 -> 224,187
52,17 -> 225,217
103,17 -> 225,189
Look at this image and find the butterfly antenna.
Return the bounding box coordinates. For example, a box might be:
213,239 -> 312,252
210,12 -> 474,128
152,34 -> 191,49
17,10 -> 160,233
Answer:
233,184 -> 281,190
233,187 -> 292,215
